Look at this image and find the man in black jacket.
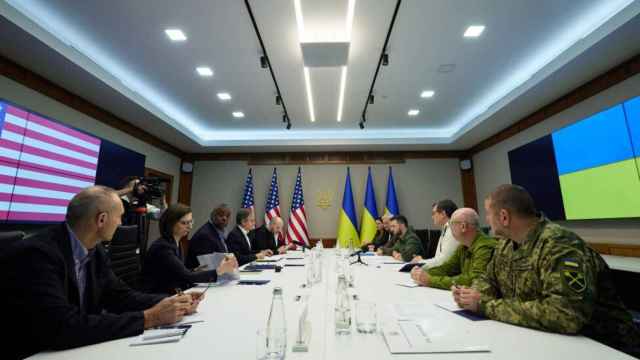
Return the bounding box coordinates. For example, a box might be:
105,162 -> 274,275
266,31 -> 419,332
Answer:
252,217 -> 287,254
1,186 -> 199,359
185,204 -> 233,269
226,208 -> 271,265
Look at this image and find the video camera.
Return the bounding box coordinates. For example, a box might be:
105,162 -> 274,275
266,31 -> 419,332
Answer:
130,176 -> 168,208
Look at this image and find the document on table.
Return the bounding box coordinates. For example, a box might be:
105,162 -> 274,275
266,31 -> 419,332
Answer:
256,254 -> 285,262
396,280 -> 420,288
381,320 -> 490,354
197,252 -> 227,270
130,326 -> 190,346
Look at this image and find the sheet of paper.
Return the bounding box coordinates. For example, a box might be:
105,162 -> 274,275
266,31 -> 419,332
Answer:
392,304 -> 433,320
196,252 -> 227,270
435,301 -> 460,312
396,281 -> 420,288
381,320 -> 490,354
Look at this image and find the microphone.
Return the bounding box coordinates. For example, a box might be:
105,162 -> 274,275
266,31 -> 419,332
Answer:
292,240 -> 312,250
349,249 -> 364,257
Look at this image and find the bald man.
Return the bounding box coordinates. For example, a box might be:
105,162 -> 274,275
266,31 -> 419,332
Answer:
252,217 -> 288,255
1,186 -> 199,359
411,208 -> 496,290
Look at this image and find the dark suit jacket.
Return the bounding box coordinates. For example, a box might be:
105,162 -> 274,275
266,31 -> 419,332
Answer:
251,224 -> 282,254
1,223 -> 165,359
185,221 -> 228,269
142,236 -> 218,295
361,230 -> 391,251
226,225 -> 258,266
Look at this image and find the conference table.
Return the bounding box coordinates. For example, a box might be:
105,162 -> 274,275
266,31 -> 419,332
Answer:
31,250 -> 635,360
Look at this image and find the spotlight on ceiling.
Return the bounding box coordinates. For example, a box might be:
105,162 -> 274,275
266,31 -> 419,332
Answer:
276,95 -> 282,105
260,55 -> 268,69
382,53 -> 389,66
286,122 -> 292,130
359,121 -> 365,130
368,94 -> 374,104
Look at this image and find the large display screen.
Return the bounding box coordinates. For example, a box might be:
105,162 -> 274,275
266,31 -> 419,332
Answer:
0,99 -> 145,223
508,95 -> 640,220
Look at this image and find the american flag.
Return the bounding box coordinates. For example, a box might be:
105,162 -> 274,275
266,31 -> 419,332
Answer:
241,168 -> 255,216
286,167 -> 309,246
264,167 -> 281,224
0,102 -> 101,222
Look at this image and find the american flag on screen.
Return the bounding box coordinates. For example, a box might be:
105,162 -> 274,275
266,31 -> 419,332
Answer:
286,167 -> 309,246
0,102 -> 101,222
241,168 -> 255,219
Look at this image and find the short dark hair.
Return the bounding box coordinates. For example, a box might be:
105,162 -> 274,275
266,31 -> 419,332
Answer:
391,215 -> 408,227
432,199 -> 458,218
487,184 -> 537,218
210,203 -> 231,220
159,203 -> 192,239
236,208 -> 252,225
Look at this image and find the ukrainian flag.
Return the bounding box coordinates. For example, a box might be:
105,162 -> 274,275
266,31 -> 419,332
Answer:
384,166 -> 399,216
337,167 -> 360,248
359,167 -> 379,245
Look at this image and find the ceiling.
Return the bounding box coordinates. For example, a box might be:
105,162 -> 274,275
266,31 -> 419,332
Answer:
0,0 -> 639,152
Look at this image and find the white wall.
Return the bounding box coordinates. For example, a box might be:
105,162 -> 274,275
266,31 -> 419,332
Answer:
473,73 -> 640,245
190,159 -> 463,238
0,75 -> 181,201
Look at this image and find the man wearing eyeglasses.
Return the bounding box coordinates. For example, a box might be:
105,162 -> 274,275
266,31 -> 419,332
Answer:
411,208 -> 496,290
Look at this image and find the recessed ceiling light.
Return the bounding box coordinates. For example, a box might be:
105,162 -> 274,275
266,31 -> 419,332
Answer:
196,67 -> 213,77
408,109 -> 420,116
464,25 -> 485,38
165,29 -> 187,41
232,111 -> 244,118
420,90 -> 435,98
217,92 -> 231,101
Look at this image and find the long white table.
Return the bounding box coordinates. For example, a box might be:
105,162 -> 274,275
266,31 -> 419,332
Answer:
30,250 -> 635,360
603,254 -> 640,273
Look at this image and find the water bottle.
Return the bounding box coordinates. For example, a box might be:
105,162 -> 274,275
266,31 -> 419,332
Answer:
305,251 -> 315,287
265,287 -> 287,359
313,246 -> 322,284
335,274 -> 352,335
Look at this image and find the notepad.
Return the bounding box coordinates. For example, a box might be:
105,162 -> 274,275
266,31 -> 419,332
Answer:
238,279 -> 271,285
130,326 -> 191,346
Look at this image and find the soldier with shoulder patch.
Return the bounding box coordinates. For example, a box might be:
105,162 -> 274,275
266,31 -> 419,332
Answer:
452,184 -> 639,357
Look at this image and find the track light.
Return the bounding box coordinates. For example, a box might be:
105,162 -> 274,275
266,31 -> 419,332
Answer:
382,53 -> 389,66
282,114 -> 287,123
368,94 -> 374,104
359,121 -> 365,129
276,95 -> 282,105
260,55 -> 268,69
286,122 -> 292,130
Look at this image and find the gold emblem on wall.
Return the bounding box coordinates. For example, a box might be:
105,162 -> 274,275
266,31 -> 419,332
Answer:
316,190 -> 332,210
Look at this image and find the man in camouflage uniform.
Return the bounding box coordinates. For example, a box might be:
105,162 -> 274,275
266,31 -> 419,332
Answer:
411,208 -> 496,290
377,215 -> 424,262
453,184 -> 639,356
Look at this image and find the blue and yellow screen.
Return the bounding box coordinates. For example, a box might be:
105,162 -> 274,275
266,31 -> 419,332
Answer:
508,96 -> 640,220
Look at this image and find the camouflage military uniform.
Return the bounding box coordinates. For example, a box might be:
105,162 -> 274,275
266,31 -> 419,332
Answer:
473,216 -> 640,356
390,227 -> 425,262
426,231 -> 496,290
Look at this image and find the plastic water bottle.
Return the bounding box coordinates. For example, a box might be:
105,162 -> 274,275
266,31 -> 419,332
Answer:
335,274 -> 352,335
265,287 -> 287,359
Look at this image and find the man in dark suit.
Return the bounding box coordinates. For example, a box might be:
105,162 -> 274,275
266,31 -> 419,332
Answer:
185,204 -> 233,269
226,208 -> 271,266
252,217 -> 288,254
1,186 -> 200,359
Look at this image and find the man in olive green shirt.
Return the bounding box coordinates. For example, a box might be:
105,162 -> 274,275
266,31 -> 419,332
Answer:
453,184 -> 639,357
411,208 -> 496,290
377,215 -> 424,262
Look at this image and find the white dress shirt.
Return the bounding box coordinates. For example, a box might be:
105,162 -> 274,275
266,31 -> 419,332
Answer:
239,226 -> 252,250
423,222 -> 459,268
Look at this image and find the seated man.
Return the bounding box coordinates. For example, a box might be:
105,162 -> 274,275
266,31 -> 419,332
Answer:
226,208 -> 271,266
412,199 -> 459,268
377,215 -> 424,262
185,204 -> 233,269
410,208 -> 496,290
453,184 -> 640,356
1,186 -> 199,359
252,217 -> 288,254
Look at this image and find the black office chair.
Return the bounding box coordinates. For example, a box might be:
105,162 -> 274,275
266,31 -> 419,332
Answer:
0,231 -> 25,260
106,225 -> 141,289
415,229 -> 430,258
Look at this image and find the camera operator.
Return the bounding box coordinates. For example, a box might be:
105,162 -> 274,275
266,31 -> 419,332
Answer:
117,176 -> 168,225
